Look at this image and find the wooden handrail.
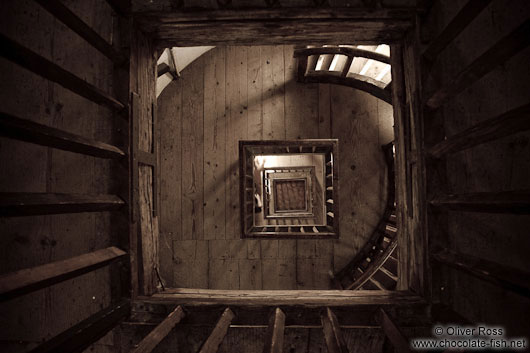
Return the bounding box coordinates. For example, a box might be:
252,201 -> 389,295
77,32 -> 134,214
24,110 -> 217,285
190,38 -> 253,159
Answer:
294,46 -> 390,64
0,193 -> 125,217
0,112 -> 126,159
0,247 -> 127,302
0,33 -> 126,112
34,0 -> 125,64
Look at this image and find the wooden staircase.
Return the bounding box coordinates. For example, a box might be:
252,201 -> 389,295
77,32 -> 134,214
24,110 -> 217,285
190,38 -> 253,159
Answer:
294,45 -> 392,104
332,142 -> 398,291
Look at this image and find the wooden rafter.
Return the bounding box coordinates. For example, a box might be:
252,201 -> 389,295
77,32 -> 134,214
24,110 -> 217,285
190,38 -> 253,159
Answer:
131,306 -> 185,353
198,307 -> 235,353
321,307 -> 349,353
0,247 -> 127,302
263,308 -> 285,353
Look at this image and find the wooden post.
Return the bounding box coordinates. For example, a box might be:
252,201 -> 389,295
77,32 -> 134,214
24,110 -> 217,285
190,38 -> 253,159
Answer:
263,308 -> 286,353
131,306 -> 185,353
380,309 -> 412,353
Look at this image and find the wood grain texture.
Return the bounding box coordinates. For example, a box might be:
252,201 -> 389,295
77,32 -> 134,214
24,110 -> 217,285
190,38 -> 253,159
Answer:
158,45 -> 391,289
321,307 -> 349,353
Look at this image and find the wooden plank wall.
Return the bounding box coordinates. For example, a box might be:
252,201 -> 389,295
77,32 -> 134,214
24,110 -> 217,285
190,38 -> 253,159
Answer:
0,0 -> 122,352
158,45 -> 394,290
422,0 -> 530,338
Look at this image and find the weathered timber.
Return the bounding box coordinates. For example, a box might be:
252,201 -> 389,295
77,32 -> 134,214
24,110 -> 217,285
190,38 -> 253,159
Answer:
130,301 -> 431,328
380,309 -> 412,353
429,190 -> 530,214
28,299 -> 130,353
34,0 -> 124,63
263,308 -> 285,353
294,47 -> 390,64
0,193 -> 125,217
321,307 -> 349,353
422,0 -> 493,63
427,103 -> 530,158
302,72 -> 392,104
425,19 -> 530,110
141,289 -> 425,307
432,248 -> 530,298
0,112 -> 126,159
0,33 -> 126,112
134,9 -> 414,47
0,247 -> 127,302
131,306 -> 185,353
198,308 -> 235,353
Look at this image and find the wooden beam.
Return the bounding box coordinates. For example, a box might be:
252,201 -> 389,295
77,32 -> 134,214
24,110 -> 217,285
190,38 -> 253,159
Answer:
422,0 -> 493,63
429,190 -> 530,214
29,299 -> 130,353
425,19 -> 530,110
137,150 -> 157,166
131,306 -> 185,353
0,247 -> 127,302
0,33 -> 126,112
198,307 -> 235,353
302,72 -> 392,104
432,248 -> 530,298
380,309 -> 412,353
263,308 -> 285,353
294,47 -> 390,64
321,307 -> 349,353
427,103 -> 530,158
34,0 -> 125,64
157,63 -> 171,78
0,112 -> 126,159
105,0 -> 130,16
142,289 -> 425,307
0,193 -> 125,217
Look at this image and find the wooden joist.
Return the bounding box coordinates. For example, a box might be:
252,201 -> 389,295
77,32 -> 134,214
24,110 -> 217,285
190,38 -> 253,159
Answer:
0,33 -> 126,112
0,193 -> 125,217
131,306 -> 185,353
429,190 -> 530,214
0,247 -> 126,302
263,308 -> 285,353
294,47 -> 390,64
198,307 -> 235,353
0,112 -> 126,159
380,309 -> 412,353
34,0 -> 125,64
422,0 -> 493,63
321,307 -> 349,353
425,19 -> 530,110
427,103 -> 530,158
143,289 -> 424,307
29,299 -> 130,353
432,248 -> 530,298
